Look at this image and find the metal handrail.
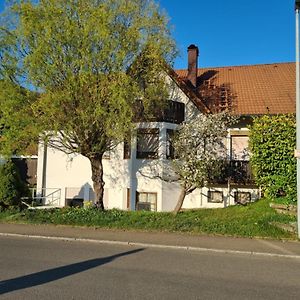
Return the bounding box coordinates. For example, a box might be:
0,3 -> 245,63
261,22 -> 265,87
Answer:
30,188 -> 61,207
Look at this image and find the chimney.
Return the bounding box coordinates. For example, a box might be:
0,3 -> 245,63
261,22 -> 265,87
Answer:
187,44 -> 199,88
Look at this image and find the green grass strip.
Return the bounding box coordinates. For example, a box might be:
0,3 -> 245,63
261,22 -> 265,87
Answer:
0,198 -> 297,240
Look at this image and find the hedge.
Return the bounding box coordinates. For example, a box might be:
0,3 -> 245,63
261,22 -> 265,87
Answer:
249,115 -> 296,203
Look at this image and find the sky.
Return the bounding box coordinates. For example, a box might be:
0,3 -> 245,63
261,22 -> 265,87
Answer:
0,0 -> 296,69
159,0 -> 296,69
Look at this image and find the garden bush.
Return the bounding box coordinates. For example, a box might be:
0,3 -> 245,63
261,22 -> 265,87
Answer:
0,159 -> 29,208
249,115 -> 296,203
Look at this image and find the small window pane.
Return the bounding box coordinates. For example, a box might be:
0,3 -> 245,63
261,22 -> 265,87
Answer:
231,136 -> 249,161
124,138 -> 131,159
139,193 -> 148,203
137,129 -> 159,159
208,191 -> 223,203
166,129 -> 175,159
234,192 -> 251,204
136,202 -> 151,211
136,192 -> 157,211
148,193 -> 156,203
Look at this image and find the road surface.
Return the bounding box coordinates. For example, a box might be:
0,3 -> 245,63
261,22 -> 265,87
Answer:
0,235 -> 300,299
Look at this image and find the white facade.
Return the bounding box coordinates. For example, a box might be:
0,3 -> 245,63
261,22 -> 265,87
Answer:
36,77 -> 259,211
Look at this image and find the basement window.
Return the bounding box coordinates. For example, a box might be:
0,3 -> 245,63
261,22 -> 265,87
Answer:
136,192 -> 157,211
234,191 -> 251,205
208,191 -> 223,203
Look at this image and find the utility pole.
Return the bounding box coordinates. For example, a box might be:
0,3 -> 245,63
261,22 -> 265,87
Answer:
295,0 -> 300,238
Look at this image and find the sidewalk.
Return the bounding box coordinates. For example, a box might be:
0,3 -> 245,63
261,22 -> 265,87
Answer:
1,222 -> 300,258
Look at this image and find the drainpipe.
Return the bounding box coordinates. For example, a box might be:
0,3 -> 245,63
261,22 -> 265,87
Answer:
41,143 -> 47,200
129,134 -> 137,211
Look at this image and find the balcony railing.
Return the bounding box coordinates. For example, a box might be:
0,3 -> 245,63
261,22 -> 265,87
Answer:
228,160 -> 255,184
134,100 -> 185,124
212,160 -> 255,185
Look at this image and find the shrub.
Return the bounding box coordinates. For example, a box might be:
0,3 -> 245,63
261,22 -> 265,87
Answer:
249,115 -> 296,203
0,160 -> 29,208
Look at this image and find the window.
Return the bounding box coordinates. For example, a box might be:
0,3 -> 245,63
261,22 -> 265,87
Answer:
234,191 -> 251,205
137,128 -> 159,159
230,135 -> 249,161
136,192 -> 157,211
208,191 -> 223,203
123,137 -> 131,159
164,101 -> 185,124
166,129 -> 175,159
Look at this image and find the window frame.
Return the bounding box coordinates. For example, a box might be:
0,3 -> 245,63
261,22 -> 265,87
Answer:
136,128 -> 159,159
207,191 -> 224,203
166,129 -> 176,159
234,191 -> 251,204
230,134 -> 249,161
123,137 -> 131,159
136,192 -> 157,211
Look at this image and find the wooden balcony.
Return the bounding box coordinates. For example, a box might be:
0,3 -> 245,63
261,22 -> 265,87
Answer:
212,160 -> 255,186
134,100 -> 185,124
228,160 -> 255,185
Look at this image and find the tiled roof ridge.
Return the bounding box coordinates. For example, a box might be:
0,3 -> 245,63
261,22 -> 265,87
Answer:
175,61 -> 295,73
171,61 -> 295,115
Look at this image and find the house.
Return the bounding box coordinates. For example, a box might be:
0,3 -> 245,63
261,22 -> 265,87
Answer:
36,45 -> 295,211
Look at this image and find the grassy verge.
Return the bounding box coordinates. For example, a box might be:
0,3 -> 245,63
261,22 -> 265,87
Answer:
0,198 -> 297,239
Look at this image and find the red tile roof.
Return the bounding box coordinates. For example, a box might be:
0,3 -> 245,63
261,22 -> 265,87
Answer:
175,62 -> 295,115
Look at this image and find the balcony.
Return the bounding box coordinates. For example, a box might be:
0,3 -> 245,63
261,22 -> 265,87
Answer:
212,160 -> 255,185
134,100 -> 185,124
228,160 -> 255,185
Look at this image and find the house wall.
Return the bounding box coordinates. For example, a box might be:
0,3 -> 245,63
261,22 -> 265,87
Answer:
162,181 -> 259,211
36,122 -> 179,209
37,124 -> 258,210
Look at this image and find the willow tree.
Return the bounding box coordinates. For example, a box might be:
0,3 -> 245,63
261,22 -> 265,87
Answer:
0,0 -> 176,209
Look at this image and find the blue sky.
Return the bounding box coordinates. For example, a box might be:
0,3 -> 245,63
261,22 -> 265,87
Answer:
159,0 -> 296,69
0,0 -> 296,69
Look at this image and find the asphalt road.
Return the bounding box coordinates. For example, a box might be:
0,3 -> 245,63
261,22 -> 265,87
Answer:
0,236 -> 300,300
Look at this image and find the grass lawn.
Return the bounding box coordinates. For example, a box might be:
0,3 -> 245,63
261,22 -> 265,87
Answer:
0,198 -> 297,240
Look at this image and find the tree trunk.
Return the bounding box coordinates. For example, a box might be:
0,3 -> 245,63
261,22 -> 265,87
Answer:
89,155 -> 105,210
173,186 -> 187,215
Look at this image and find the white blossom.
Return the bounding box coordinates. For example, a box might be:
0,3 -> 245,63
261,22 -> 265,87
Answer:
172,112 -> 235,193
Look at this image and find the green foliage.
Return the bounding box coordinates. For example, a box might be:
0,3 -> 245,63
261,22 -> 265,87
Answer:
0,0 -> 176,156
0,0 -> 176,206
249,115 -> 296,203
0,160 -> 29,207
0,199 -> 296,239
0,80 -> 39,156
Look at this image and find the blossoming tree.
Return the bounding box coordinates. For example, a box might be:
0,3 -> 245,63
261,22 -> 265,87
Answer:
171,113 -> 234,213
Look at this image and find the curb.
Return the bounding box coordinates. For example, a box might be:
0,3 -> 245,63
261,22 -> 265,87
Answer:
1,232 -> 300,260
